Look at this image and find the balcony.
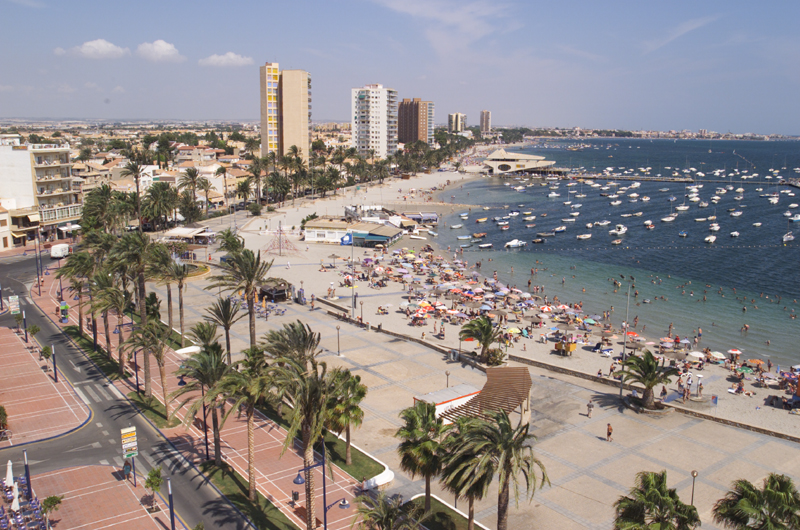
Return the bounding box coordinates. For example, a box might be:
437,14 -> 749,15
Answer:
37,187 -> 75,197
36,171 -> 71,182
34,157 -> 70,168
39,203 -> 83,224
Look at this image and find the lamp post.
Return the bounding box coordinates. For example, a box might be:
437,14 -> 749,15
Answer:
133,349 -> 140,394
292,441 -> 350,530
52,344 -> 57,383
350,234 -> 355,319
336,326 -> 341,356
167,477 -> 176,530
23,310 -> 28,342
690,470 -> 698,505
23,449 -> 32,501
446,370 -> 451,388
619,275 -> 634,399
360,301 -> 363,324
0,282 -> 3,311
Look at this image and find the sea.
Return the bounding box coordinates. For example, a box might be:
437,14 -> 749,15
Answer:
436,138 -> 800,367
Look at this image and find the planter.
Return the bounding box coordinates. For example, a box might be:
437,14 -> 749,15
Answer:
623,396 -> 674,416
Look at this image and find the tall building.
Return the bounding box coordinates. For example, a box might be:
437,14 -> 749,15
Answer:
398,98 -> 435,149
448,113 -> 466,134
0,134 -> 81,248
351,84 -> 398,158
259,62 -> 312,161
480,110 -> 492,134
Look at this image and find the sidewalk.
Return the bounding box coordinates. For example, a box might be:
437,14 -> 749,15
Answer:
0,326 -> 90,448
31,257 -> 362,530
0,237 -> 75,258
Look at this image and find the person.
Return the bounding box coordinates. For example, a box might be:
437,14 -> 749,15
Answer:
597,369 -> 603,378
698,381 -> 704,397
606,423 -> 613,442
660,385 -> 668,401
587,399 -> 594,418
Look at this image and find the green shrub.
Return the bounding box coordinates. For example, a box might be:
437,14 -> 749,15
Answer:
0,405 -> 7,429
247,203 -> 262,217
486,347 -> 507,366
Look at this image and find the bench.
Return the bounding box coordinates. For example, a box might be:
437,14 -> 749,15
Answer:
293,505 -> 322,528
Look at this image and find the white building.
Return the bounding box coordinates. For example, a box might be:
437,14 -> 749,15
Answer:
448,113 -> 466,134
482,148 -> 555,175
351,84 -> 398,159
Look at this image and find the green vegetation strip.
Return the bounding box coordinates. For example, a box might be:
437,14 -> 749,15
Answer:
63,325 -> 129,381
128,312 -> 186,351
256,404 -> 384,481
127,391 -> 181,429
411,497 -> 471,530
199,462 -> 299,530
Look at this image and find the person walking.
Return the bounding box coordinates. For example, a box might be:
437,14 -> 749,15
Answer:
587,399 -> 594,418
606,423 -> 613,442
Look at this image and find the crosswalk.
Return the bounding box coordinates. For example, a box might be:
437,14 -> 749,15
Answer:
72,381 -> 124,405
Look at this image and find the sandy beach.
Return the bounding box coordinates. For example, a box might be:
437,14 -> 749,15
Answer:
225,165 -> 800,440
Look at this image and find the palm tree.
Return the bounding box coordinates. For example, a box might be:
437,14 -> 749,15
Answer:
439,417 -> 495,530
124,320 -> 174,419
459,316 -> 503,362
89,271 -> 115,359
56,251 -> 93,337
261,320 -> 321,363
82,184 -> 115,231
248,158 -> 263,204
353,491 -> 428,530
395,400 -> 450,513
204,298 -> 244,364
120,162 -> 145,232
326,370 -> 366,466
170,342 -> 229,466
713,473 -> 800,530
207,249 -> 273,350
206,348 -> 273,501
236,179 -> 252,203
621,350 -> 680,409
179,167 -> 201,204
215,166 -> 229,209
197,177 -> 213,217
143,182 -> 178,232
456,410 -> 549,530
187,321 -> 219,350
615,470 -> 700,530
271,356 -> 343,530
244,137 -> 260,158
94,280 -> 133,376
163,260 -> 191,347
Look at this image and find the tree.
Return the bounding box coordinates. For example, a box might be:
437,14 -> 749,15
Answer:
144,467 -> 164,510
395,400 -> 450,513
188,321 -> 220,350
270,355 -> 343,530
178,189 -> 202,224
170,342 -> 230,466
143,182 -> 178,232
621,350 -> 680,409
615,470 -> 700,530
326,370 -> 366,466
78,147 -> 92,161
207,249 -> 273,350
163,260 -> 190,347
41,495 -> 63,529
56,251 -> 93,338
204,298 -> 244,364
455,410 -> 548,530
713,473 -> 800,530
439,417 -> 495,530
94,280 -> 133,376
120,162 -> 145,233
14,313 -> 23,331
247,202 -> 262,217
197,177 -> 213,217
459,316 -> 503,363
236,179 -> 252,203
207,348 -> 273,501
125,320 -> 173,418
28,324 -> 41,347
354,491 -> 428,530
179,167 -> 201,203
216,228 -> 245,255
215,166 -> 229,208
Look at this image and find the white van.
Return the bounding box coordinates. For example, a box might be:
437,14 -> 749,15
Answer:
50,243 -> 70,259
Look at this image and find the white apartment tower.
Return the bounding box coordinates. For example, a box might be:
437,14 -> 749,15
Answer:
351,84 -> 398,159
260,62 -> 312,161
448,113 -> 466,134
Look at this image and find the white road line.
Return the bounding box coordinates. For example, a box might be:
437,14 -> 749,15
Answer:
83,385 -> 102,402
73,387 -> 91,405
93,385 -> 111,400
99,459 -> 109,465
107,384 -> 124,399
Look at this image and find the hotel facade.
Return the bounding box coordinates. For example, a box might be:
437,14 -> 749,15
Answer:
350,84 -> 398,159
398,98 -> 435,149
259,62 -> 312,161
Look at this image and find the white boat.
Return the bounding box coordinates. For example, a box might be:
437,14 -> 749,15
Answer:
504,239 -> 526,248
675,205 -> 690,211
695,218 -> 707,222
497,221 -> 509,226
730,231 -> 740,237
661,216 -> 677,222
752,223 -> 761,227
610,200 -> 622,206
698,202 -> 709,208
709,224 -> 720,232
595,220 -> 611,226
450,224 -> 463,229
478,243 -> 493,249
678,231 -> 688,238
609,224 -> 627,235
643,220 -> 653,227
704,235 -> 717,243
457,235 -> 471,240
641,196 -> 651,201
577,234 -> 592,240
428,231 -> 438,237
632,212 -> 643,217
554,226 -> 567,232
731,211 -> 743,217
459,213 -> 469,219
548,192 -> 560,198
586,223 -> 594,229
409,235 -> 426,240
569,212 -> 581,217
784,231 -> 795,242
523,216 -> 536,221
482,206 -> 490,210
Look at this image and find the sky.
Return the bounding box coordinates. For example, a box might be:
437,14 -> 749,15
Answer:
1,0 -> 798,135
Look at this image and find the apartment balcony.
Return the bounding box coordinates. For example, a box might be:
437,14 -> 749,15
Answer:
35,171 -> 71,182
34,156 -> 70,167
37,187 -> 75,197
39,203 -> 83,224
30,144 -> 70,153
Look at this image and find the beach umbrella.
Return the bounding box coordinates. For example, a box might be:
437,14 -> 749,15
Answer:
520,292 -> 532,299
483,293 -> 495,299
660,337 -> 672,343
5,460 -> 12,487
507,328 -> 521,334
557,304 -> 570,310
495,291 -> 506,297
660,342 -> 674,349
479,304 -> 493,311
584,318 -> 596,325
626,331 -> 639,337
11,482 -> 19,513
748,359 -> 764,365
728,348 -> 743,355
709,351 -> 726,359
493,309 -> 507,317
456,312 -> 469,318
687,351 -> 705,359
737,366 -> 753,374
537,313 -> 550,319
523,315 -> 541,323
680,339 -> 691,344
539,306 -> 552,312
645,341 -> 656,345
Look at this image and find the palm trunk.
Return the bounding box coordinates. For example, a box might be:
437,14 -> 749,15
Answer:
77,292 -> 84,337
425,474 -> 432,512
117,318 -> 125,376
345,424 -> 352,466
643,387 -> 655,409
303,428 -> 316,530
247,407 -> 257,502
178,281 -> 185,347
159,362 -> 170,421
166,283 -> 173,336
212,407 -> 222,467
224,329 -> 232,365
138,271 -> 151,397
497,474 -> 510,530
247,290 -> 256,350
91,311 -> 98,347
103,312 -> 111,359
468,497 -> 475,530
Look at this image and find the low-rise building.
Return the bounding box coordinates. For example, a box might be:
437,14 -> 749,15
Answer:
303,217 -> 403,247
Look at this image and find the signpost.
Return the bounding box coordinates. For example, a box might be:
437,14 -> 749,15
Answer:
9,295 -> 20,315
121,426 -> 138,486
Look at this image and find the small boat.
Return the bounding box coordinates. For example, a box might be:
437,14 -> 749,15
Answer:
409,235 -> 426,240
504,239 -> 526,248
595,220 -> 610,226
482,206 -> 490,210
668,196 -> 677,202
586,223 -> 593,229
497,221 -> 509,226
523,216 -> 536,221
540,213 -> 548,217
704,235 -> 716,244
428,231 -> 438,237
522,211 -> 532,215
661,216 -> 677,222
562,218 -> 576,223
476,218 -> 488,223
698,202 -> 709,208
525,223 -> 536,228
707,215 -> 717,221
460,243 -> 472,248
577,234 -> 592,240
457,235 -> 471,240
695,218 -> 707,222
610,200 -> 622,206
730,231 -> 739,237
450,224 -> 463,229
548,192 -> 560,198
620,213 -> 632,218
537,232 -> 556,237
500,226 -> 510,231
508,211 -> 520,216
641,196 -> 651,201
459,213 -> 469,219
611,239 -> 623,245
531,238 -> 545,244
554,226 -> 567,233
471,238 -> 483,243
730,211 -> 743,217
752,223 -> 761,227
678,231 -> 688,238
478,243 -> 493,249
473,232 -> 487,238
643,220 -> 653,227
784,231 -> 795,242
632,212 -> 643,217
609,224 -> 627,235
675,205 -> 690,211
709,224 -> 720,232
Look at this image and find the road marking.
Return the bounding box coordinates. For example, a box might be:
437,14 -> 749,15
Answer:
73,387 -> 91,405
68,359 -> 81,373
140,452 -> 158,469
113,457 -> 124,467
94,385 -> 111,400
96,422 -> 103,428
107,384 -> 124,399
99,459 -> 109,465
83,385 -> 102,402
102,430 -> 109,436
108,439 -> 116,445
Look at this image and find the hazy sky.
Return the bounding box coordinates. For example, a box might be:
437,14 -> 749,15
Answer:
1,0 -> 798,134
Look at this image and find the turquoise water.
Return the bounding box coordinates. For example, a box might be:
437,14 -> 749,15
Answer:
438,139 -> 800,366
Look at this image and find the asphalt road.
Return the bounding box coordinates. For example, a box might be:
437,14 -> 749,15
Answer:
0,253 -> 253,530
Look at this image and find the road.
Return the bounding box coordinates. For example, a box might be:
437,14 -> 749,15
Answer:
0,253 -> 253,530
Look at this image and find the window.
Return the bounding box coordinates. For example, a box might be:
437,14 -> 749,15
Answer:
0,219 -> 6,227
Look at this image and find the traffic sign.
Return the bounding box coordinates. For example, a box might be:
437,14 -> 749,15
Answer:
121,427 -> 138,458
9,296 -> 19,315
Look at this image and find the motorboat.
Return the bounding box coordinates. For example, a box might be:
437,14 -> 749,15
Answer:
537,232 -> 556,237
508,211 -> 520,216
497,221 -> 509,226
473,232 -> 487,238
643,220 -> 653,227
471,238 -> 483,243
586,223 -> 594,229
784,231 -> 795,242
460,243 -> 472,248
675,205 -> 690,211
641,196 -> 651,201
450,224 -> 463,229
632,212 -> 643,217
548,192 -> 560,198
554,226 -> 567,232
576,234 -> 592,240
504,239 -> 526,248
476,218 -> 488,223
620,213 -> 632,218
457,235 -> 471,240
523,216 -> 536,221
500,225 -> 510,231
531,238 -> 545,244
695,218 -> 707,222
704,235 -> 716,243
678,231 -> 688,238
610,200 -> 622,206
569,211 -> 581,217
609,224 -> 627,235
478,243 -> 493,249
482,206 -> 491,210
428,231 -> 438,237
730,231 -> 740,237
698,202 -> 709,208
525,224 -> 536,228
752,223 -> 762,227
611,239 -> 623,245
562,218 -> 576,223
459,213 -> 469,219
595,220 -> 611,226
730,211 -> 743,217
522,211 -> 533,215
661,215 -> 676,222
709,223 -> 720,232
409,235 -> 426,240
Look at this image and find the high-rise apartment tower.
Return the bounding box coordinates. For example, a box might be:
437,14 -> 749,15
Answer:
480,110 -> 491,134
259,62 -> 312,161
398,98 -> 435,149
448,113 -> 466,134
351,84 -> 398,158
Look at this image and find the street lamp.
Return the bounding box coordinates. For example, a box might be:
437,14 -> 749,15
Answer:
336,326 -> 341,356
619,275 -> 635,399
691,470 -> 698,505
360,301 -> 363,324
446,370 -> 451,388
167,477 -> 176,530
292,441 -> 350,530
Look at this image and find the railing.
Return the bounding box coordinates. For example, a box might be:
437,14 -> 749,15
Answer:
39,204 -> 82,223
